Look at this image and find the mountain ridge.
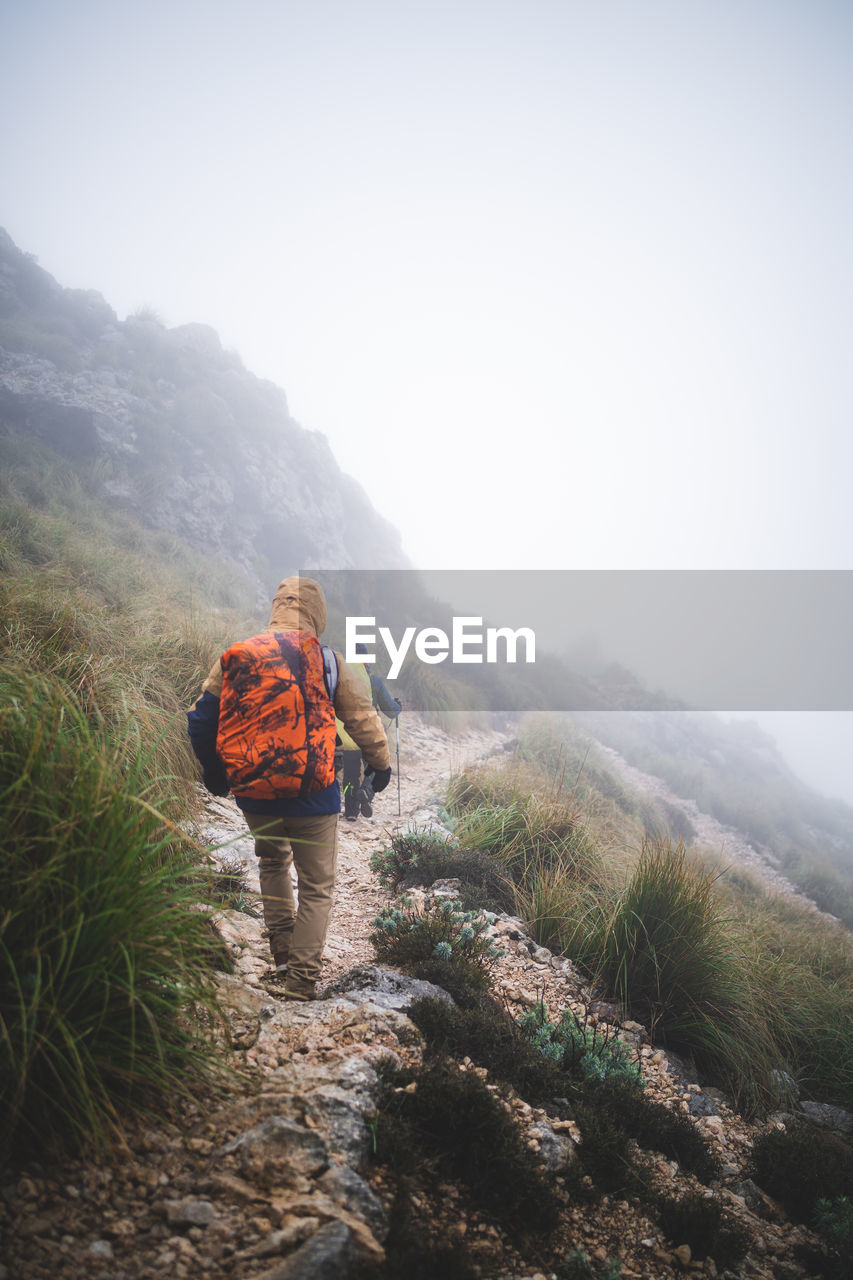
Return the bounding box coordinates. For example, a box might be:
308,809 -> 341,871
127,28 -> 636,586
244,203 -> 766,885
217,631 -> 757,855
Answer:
0,227 -> 407,597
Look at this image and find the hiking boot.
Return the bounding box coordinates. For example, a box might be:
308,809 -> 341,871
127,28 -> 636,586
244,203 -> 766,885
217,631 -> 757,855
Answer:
283,976 -> 317,1002
272,951 -> 289,974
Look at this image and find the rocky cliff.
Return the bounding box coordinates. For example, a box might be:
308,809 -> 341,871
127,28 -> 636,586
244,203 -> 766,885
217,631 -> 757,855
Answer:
0,228 -> 407,594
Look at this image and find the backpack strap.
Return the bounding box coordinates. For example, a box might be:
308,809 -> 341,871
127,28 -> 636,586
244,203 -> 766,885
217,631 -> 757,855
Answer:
321,645 -> 339,703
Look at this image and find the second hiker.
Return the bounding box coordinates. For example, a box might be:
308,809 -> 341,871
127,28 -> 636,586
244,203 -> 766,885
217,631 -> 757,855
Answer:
337,642 -> 402,821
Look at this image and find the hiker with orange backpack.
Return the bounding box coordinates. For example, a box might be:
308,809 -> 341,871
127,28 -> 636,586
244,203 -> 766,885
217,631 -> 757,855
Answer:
187,576 -> 391,1000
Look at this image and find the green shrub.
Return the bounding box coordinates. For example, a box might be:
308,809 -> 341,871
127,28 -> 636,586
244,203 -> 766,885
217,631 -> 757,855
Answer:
0,667 -> 224,1156
656,1194 -> 749,1268
371,1058 -> 560,1240
512,853 -> 603,954
370,899 -> 503,974
813,1196 -> 853,1275
751,1124 -> 853,1222
571,1096 -> 640,1194
407,955 -> 492,1008
520,1003 -> 643,1087
370,829 -> 454,891
408,994 -> 569,1107
583,1079 -> 721,1184
790,859 -> 853,930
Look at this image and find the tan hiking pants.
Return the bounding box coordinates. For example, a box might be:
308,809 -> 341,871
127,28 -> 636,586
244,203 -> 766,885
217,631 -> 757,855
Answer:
243,811 -> 339,984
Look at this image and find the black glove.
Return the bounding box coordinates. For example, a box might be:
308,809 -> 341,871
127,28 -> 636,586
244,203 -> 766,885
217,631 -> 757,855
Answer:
203,764 -> 230,797
392,698 -> 402,717
367,766 -> 392,793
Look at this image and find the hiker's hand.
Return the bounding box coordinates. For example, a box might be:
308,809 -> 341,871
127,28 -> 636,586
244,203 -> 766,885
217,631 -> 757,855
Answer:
369,767 -> 392,793
392,698 -> 402,717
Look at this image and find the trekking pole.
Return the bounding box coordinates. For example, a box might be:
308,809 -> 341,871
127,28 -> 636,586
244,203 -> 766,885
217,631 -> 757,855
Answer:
395,715 -> 401,816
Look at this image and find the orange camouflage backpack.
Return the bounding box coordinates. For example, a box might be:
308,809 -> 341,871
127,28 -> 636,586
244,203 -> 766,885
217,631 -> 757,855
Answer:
216,630 -> 338,800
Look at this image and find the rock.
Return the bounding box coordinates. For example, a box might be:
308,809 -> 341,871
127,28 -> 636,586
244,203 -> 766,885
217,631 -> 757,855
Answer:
248,1220 -> 320,1258
661,1049 -> 701,1086
529,1122 -> 577,1172
17,1212 -> 63,1237
164,1198 -> 218,1227
303,1085 -> 374,1167
88,1239 -> 114,1258
673,1243 -> 692,1266
773,1263 -> 806,1280
620,1020 -> 647,1043
687,1091 -> 719,1118
215,971 -> 277,1014
404,812 -> 453,836
799,1099 -> 853,1139
265,1192 -> 384,1266
202,1172 -> 263,1204
769,1069 -> 800,1106
733,1180 -> 787,1222
425,877 -> 462,897
323,965 -> 454,1011
222,1117 -> 329,1187
253,1222 -> 356,1280
318,1167 -> 388,1241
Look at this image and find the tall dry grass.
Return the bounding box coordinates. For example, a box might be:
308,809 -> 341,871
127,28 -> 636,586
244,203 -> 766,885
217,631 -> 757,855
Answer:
0,666 -> 227,1156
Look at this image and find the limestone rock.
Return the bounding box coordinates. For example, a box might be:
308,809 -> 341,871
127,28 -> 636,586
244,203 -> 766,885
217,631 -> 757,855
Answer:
733,1179 -> 788,1223
222,1117 -> 329,1187
303,1085 -> 375,1167
318,1166 -> 388,1242
687,1091 -> 719,1118
254,1221 -> 357,1280
529,1121 -> 577,1172
324,964 -> 454,1011
164,1197 -> 218,1227
799,1099 -> 853,1139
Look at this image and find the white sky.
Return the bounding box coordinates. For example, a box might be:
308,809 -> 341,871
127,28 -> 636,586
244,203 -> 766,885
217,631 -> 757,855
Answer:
3,0 -> 852,572
3,0 -> 853,798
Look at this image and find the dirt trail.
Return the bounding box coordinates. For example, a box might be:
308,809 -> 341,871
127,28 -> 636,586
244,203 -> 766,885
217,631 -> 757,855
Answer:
596,742 -> 836,913
193,715 -> 508,984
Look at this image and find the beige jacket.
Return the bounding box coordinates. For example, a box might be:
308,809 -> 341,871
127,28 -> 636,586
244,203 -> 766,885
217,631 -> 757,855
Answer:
202,575 -> 390,772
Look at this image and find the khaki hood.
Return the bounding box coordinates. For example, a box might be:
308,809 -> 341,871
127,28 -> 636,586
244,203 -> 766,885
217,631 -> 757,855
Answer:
268,576 -> 327,637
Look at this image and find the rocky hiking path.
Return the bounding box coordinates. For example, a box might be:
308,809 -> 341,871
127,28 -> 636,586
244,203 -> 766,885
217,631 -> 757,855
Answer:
194,715 -> 509,990
0,716 -> 838,1280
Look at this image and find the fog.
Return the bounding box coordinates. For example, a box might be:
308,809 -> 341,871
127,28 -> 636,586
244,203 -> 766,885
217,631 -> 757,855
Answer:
2,0 -> 852,798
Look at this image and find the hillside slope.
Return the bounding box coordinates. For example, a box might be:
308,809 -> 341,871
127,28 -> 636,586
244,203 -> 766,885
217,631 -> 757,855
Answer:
2,718 -> 840,1280
0,228 -> 406,595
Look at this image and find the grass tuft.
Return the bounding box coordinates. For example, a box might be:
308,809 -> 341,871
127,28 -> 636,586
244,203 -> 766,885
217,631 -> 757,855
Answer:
580,838 -> 774,1112
371,828 -> 515,914
0,666 -> 226,1157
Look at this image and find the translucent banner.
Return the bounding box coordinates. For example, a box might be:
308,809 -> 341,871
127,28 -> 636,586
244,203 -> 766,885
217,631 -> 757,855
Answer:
300,570 -> 853,712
